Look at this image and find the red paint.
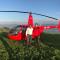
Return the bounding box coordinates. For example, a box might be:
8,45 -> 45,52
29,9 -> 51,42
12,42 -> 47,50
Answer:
28,13 -> 33,26
8,14 -> 60,41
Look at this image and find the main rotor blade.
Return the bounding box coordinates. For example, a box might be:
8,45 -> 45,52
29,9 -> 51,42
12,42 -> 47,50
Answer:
0,11 -> 29,13
32,12 -> 58,20
0,11 -> 58,20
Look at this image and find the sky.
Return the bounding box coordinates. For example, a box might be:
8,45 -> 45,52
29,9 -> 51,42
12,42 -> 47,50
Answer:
0,0 -> 60,24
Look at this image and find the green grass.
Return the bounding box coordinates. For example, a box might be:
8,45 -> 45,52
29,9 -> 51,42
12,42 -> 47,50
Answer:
0,32 -> 60,60
40,33 -> 60,49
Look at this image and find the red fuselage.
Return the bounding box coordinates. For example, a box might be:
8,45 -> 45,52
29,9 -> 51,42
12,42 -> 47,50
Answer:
8,14 -> 60,41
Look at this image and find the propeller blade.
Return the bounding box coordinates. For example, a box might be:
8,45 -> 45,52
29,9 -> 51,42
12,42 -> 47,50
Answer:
0,11 -> 29,13
0,11 -> 58,20
32,12 -> 58,20
0,11 -> 19,12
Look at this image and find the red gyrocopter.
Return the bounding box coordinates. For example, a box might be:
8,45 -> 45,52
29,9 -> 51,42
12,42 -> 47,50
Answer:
0,11 -> 60,41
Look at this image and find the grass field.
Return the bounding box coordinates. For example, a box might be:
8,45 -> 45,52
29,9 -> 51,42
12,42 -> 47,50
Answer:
0,32 -> 60,60
41,33 -> 60,49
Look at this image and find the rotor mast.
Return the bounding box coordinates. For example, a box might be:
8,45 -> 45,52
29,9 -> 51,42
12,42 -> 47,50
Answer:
28,12 -> 34,26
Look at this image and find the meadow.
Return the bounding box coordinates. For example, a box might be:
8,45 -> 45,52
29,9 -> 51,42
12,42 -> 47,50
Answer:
0,32 -> 60,60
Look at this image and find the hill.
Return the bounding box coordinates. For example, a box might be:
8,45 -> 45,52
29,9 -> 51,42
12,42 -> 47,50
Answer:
0,32 -> 60,60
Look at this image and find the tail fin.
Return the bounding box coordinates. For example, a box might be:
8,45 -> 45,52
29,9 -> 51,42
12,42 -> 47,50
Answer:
58,20 -> 60,31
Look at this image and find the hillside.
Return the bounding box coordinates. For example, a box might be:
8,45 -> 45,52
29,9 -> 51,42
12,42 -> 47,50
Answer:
41,33 -> 60,49
0,32 -> 60,60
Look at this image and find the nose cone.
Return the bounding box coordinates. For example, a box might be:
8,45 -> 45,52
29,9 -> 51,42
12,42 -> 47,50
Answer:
28,13 -> 33,26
